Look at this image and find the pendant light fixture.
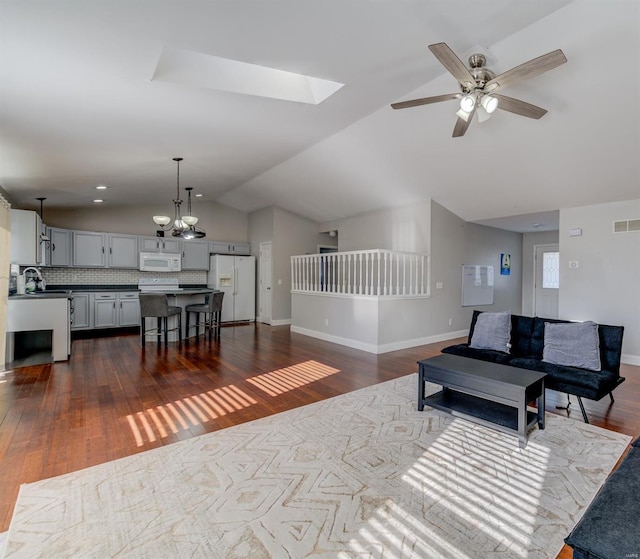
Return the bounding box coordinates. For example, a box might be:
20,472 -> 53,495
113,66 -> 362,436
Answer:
181,188 -> 206,239
153,157 -> 205,239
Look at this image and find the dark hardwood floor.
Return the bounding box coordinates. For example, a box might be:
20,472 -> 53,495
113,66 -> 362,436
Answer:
1,323 -> 638,559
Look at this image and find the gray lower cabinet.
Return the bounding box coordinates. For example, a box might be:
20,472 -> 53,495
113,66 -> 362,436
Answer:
92,292 -> 140,329
93,293 -> 117,328
118,292 -> 140,326
182,239 -> 210,270
70,293 -> 91,330
48,227 -> 73,267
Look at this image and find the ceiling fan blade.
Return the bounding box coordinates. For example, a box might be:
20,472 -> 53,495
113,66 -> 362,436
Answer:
452,106 -> 476,137
391,93 -> 460,110
485,49 -> 567,92
428,43 -> 476,89
493,94 -> 548,119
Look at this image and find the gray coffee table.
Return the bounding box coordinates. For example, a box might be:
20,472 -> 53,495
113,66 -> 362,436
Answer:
417,354 -> 547,448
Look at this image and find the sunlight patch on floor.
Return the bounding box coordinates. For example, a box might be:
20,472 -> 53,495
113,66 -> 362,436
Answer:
125,384 -> 258,447
246,360 -> 340,396
346,419 -> 550,558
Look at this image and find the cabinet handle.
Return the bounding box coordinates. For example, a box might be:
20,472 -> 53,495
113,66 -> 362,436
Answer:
120,302 -> 122,309
102,247 -> 105,254
110,247 -> 112,254
52,243 -> 56,252
113,302 -> 116,309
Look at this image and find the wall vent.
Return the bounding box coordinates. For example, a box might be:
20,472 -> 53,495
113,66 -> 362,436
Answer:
613,219 -> 640,233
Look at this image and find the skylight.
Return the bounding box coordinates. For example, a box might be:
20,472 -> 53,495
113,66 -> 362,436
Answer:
152,46 -> 344,105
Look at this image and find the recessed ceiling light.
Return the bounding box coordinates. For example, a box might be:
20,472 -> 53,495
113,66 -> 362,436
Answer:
93,199 -> 104,203
195,193 -> 203,197
96,185 -> 107,190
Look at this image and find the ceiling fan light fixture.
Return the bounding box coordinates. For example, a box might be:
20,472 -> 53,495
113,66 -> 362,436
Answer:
456,108 -> 472,122
481,94 -> 498,114
459,94 -> 475,113
182,215 -> 198,226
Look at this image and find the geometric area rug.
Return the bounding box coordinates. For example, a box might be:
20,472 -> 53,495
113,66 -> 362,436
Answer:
2,374 -> 631,558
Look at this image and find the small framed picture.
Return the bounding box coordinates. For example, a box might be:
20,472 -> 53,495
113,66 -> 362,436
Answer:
500,253 -> 511,276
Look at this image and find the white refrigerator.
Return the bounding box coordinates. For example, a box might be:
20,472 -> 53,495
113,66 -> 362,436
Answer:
207,255 -> 256,322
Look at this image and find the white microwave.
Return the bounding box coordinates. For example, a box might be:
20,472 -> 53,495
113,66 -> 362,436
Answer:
139,252 -> 181,272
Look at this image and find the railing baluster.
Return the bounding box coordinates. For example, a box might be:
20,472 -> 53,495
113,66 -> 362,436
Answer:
291,250 -> 429,297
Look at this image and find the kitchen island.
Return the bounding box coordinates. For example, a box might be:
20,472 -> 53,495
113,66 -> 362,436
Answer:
141,288 -> 215,343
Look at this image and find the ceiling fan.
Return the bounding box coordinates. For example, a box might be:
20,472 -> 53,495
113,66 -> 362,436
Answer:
391,42 -> 567,137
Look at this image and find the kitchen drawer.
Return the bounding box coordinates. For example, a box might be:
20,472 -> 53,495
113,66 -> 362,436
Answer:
93,293 -> 116,300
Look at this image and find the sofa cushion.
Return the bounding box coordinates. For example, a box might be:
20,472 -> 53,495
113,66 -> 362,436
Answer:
565,445 -> 640,559
508,357 -> 619,400
469,311 -> 511,353
543,321 -> 601,371
441,344 -> 513,365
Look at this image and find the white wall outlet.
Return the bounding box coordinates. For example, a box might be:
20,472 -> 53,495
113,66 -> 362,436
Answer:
436,282 -> 443,289
277,278 -> 282,285
448,318 -> 453,326
324,318 -> 329,326
569,260 -> 579,268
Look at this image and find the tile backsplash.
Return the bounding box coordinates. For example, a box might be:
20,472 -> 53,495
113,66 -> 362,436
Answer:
38,267 -> 207,286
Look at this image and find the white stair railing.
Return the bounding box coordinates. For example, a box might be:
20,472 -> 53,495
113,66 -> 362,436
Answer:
291,249 -> 429,297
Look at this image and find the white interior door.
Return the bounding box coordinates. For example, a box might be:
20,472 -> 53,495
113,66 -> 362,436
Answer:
259,242 -> 272,324
534,244 -> 560,318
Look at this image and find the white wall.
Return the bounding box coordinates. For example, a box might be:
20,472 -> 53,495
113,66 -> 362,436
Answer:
292,200 -> 524,352
559,200 -> 640,363
521,230 -> 559,316
337,200 -> 431,253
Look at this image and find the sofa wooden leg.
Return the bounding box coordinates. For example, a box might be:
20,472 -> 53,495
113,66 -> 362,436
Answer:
577,396 -> 589,423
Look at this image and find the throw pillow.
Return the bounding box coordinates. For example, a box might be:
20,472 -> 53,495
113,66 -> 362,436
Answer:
543,321 -> 601,371
469,311 -> 511,353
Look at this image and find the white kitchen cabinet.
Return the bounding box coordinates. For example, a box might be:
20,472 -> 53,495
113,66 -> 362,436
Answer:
209,241 -> 250,255
108,234 -> 138,268
140,236 -> 181,253
93,293 -> 117,328
73,231 -> 106,267
182,239 -> 210,270
70,293 -> 91,330
118,292 -> 140,326
10,209 -> 44,265
48,227 -> 73,267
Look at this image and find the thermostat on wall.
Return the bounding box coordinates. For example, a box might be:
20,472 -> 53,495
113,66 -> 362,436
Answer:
568,228 -> 583,237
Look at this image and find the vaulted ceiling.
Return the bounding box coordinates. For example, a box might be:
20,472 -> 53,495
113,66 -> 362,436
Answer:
1,1 -> 638,232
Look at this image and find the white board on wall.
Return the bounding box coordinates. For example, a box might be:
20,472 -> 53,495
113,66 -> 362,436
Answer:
462,265 -> 494,306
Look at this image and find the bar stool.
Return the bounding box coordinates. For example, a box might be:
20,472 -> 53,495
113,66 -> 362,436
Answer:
185,291 -> 224,341
139,293 -> 182,347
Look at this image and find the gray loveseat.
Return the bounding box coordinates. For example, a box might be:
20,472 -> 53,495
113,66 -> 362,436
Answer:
442,310 -> 625,423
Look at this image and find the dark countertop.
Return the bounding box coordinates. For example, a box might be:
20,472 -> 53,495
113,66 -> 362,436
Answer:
46,284 -> 209,292
9,293 -> 72,300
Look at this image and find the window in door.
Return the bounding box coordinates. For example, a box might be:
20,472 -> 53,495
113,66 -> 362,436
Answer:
542,252 -> 560,289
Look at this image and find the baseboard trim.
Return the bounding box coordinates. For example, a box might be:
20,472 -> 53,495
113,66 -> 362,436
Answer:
290,326 -> 468,355
270,319 -> 292,326
377,330 -> 469,353
622,354 -> 640,366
